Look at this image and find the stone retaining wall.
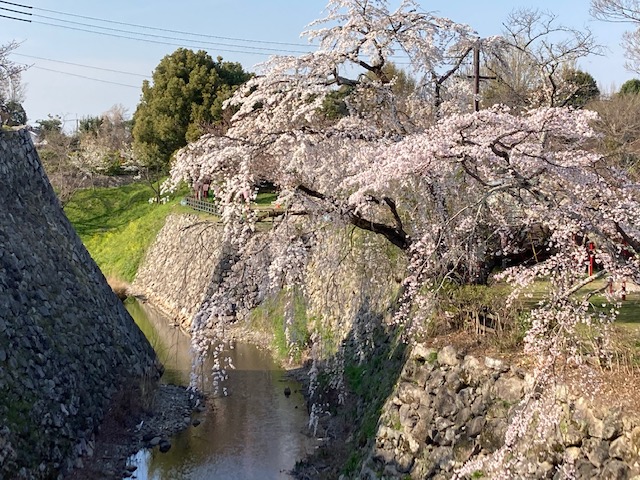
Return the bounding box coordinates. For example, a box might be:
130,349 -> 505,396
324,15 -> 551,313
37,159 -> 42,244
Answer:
132,214 -> 225,330
362,345 -> 640,479
0,129 -> 159,479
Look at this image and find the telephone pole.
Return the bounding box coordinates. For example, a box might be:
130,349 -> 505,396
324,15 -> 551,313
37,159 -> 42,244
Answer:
469,40 -> 497,112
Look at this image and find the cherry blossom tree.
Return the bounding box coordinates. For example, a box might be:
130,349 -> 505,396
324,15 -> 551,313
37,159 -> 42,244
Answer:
167,0 -> 640,355
168,0 -> 640,472
0,41 -> 27,124
168,0 -> 478,242
592,0 -> 640,71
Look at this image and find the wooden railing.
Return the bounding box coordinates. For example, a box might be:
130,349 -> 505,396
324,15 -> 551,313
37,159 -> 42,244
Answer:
183,196 -> 285,222
183,196 -> 219,215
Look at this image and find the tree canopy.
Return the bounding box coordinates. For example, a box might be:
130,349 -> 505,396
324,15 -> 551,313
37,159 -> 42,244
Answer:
1,41 -> 27,125
562,68 -> 600,107
482,9 -> 600,110
166,1 -> 640,475
620,77 -> 640,95
2,100 -> 27,126
0,41 -> 25,104
132,48 -> 251,170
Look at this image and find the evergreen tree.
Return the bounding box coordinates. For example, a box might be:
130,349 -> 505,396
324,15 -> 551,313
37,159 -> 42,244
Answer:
132,48 -> 251,170
562,68 -> 600,108
620,78 -> 640,95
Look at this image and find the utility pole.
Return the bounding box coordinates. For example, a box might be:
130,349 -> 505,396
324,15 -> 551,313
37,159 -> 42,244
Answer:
469,40 -> 497,112
473,45 -> 481,112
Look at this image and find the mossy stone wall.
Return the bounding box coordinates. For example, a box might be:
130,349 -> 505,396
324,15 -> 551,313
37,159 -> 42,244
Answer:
0,129 -> 159,479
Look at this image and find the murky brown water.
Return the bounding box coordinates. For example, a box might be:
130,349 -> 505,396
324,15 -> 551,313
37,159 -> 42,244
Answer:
126,300 -> 314,479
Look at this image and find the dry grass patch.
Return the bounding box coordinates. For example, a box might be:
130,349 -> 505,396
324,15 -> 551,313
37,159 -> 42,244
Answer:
107,276 -> 129,301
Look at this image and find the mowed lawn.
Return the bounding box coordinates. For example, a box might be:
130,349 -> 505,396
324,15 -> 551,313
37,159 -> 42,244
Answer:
519,277 -> 640,353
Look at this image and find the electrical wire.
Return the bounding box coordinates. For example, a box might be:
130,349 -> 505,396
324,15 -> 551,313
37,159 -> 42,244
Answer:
1,13 -> 308,57
16,62 -> 141,88
0,14 -> 282,56
0,8 -> 314,54
12,53 -> 150,78
2,1 -> 414,80
16,63 -> 140,90
0,0 -> 315,48
0,1 -> 418,64
0,11 -> 26,21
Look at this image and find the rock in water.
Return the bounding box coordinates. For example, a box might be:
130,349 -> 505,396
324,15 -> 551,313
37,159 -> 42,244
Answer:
159,439 -> 172,453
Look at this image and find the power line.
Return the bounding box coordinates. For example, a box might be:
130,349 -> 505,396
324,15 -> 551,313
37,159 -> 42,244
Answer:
1,2 -> 415,68
0,0 -> 314,48
15,10 -> 313,54
16,62 -> 141,88
1,13 -> 307,57
12,53 -> 150,78
0,11 -> 27,21
0,1 -> 421,66
0,0 -> 30,8
0,4 -> 29,16
35,5 -> 312,48
0,13 -> 279,56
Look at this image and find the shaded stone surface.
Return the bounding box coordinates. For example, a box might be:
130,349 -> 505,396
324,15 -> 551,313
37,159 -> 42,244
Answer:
0,129 -> 159,479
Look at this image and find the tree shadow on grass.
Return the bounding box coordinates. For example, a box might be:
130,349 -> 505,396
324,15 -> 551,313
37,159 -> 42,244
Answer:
64,184 -> 160,237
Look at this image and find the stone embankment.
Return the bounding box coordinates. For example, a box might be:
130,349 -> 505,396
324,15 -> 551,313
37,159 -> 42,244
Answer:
362,345 -> 640,479
132,214 -> 277,334
129,207 -> 640,479
132,214 -> 225,330
0,129 -> 160,479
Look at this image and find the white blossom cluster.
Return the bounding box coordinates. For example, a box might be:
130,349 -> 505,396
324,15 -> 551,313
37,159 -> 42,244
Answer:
167,0 -> 640,463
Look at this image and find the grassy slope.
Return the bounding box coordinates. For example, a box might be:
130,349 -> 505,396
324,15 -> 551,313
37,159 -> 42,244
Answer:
521,278 -> 640,330
64,182 -> 191,282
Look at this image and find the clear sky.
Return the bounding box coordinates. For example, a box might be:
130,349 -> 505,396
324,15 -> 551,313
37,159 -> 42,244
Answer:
0,0 -> 635,129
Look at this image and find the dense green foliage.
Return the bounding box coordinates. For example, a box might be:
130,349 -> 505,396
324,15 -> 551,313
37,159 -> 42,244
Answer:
2,100 -> 26,126
132,48 -> 251,170
64,182 -> 188,282
620,78 -> 640,96
35,115 -> 63,136
563,68 -> 600,108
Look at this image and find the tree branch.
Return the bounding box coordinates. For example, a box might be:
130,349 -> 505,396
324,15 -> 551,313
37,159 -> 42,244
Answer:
614,221 -> 640,254
296,184 -> 410,250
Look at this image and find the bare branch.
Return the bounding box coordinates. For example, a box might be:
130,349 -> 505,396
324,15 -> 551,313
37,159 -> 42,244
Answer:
591,0 -> 640,22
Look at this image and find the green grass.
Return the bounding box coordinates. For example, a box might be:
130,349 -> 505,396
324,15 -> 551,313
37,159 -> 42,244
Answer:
248,290 -> 310,362
64,181 -> 190,282
512,277 -> 639,328
63,181 -> 283,283
516,277 -> 640,357
255,191 -> 278,206
575,280 -> 640,329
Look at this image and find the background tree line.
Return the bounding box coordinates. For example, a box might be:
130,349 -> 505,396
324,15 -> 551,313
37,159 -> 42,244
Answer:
2,2 -> 640,200
1,47 -> 250,203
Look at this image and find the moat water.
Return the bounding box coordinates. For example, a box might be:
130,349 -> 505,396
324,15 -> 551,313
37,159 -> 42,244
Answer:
125,300 -> 313,479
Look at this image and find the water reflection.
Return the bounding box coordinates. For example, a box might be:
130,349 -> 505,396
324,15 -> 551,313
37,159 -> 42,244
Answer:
126,299 -> 192,386
126,299 -> 313,480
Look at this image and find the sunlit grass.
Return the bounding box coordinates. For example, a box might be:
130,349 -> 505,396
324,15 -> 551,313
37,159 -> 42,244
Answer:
516,276 -> 640,329
64,181 -> 190,282
254,191 -> 278,206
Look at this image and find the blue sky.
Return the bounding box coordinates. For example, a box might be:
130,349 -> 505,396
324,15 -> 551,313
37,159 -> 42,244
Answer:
0,0 -> 634,128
